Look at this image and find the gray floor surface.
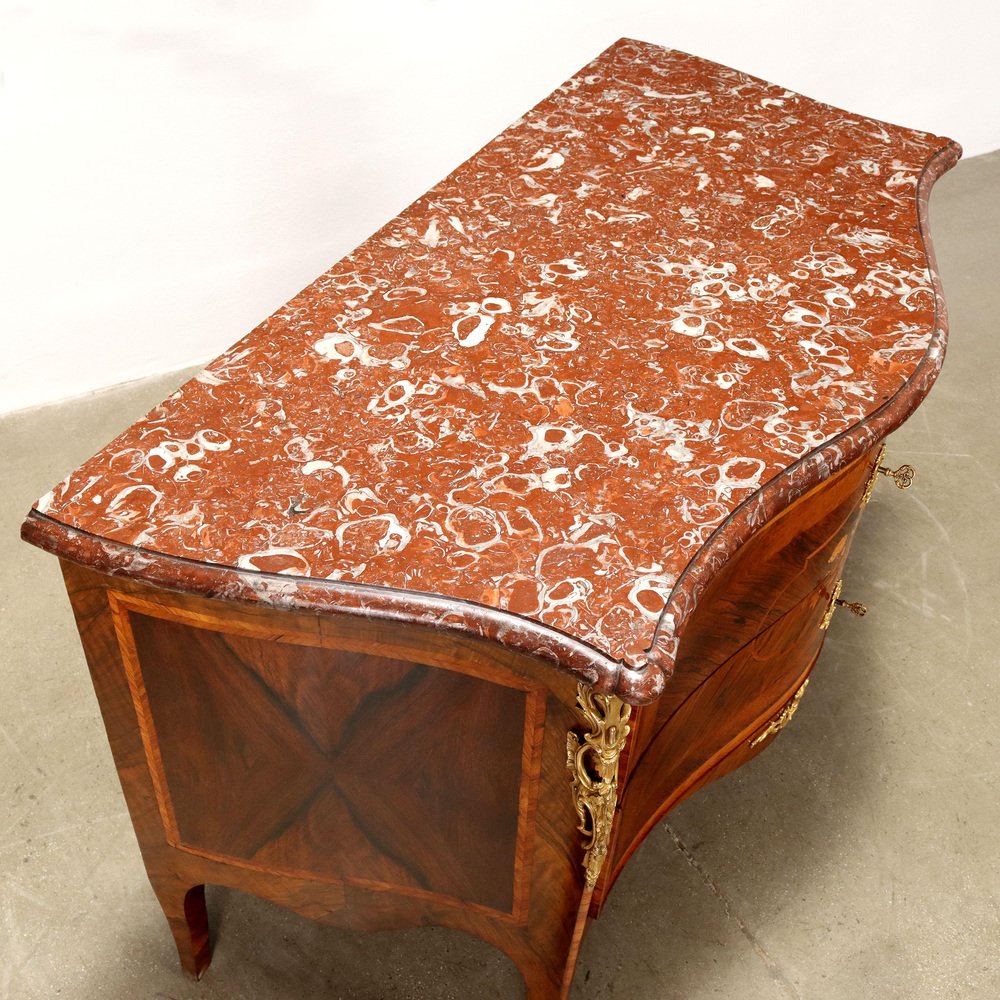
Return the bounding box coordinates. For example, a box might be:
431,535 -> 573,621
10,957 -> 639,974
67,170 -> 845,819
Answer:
2,149 -> 998,999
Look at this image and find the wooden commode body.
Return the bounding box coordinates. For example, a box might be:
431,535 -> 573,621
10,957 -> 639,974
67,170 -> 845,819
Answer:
22,39 -> 958,999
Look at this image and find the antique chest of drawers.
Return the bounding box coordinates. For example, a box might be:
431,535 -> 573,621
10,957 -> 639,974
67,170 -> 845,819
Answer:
22,38 -> 959,999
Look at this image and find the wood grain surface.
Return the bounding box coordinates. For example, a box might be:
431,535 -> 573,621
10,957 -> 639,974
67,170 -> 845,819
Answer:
63,562 -> 597,999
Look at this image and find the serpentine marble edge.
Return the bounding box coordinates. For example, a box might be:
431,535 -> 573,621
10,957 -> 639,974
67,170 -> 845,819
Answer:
22,38 -> 960,703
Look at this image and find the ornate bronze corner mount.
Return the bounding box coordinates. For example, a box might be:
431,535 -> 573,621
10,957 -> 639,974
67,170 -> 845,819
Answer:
566,683 -> 631,889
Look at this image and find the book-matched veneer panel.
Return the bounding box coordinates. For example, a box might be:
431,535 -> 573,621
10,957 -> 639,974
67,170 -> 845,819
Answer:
124,606 -> 531,914
62,562 -> 592,1000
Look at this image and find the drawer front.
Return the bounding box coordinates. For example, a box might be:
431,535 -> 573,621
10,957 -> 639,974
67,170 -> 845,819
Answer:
681,444 -> 880,660
607,575 -> 837,885
636,443 -> 881,759
600,440 -> 921,908
673,670 -> 813,808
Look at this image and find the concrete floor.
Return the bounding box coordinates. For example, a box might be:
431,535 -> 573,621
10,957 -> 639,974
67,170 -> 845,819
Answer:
2,149 -> 998,1000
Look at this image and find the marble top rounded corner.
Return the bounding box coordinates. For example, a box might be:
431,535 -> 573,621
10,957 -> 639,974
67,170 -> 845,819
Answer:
22,39 -> 960,705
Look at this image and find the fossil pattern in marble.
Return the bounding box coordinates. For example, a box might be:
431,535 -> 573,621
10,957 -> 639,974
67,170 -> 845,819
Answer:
26,39 -> 959,689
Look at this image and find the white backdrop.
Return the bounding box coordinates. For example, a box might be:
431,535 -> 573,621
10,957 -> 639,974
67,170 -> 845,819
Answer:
2,0 -> 996,415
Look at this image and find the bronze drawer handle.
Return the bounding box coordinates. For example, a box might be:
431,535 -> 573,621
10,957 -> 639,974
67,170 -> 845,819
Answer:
820,579 -> 868,629
750,679 -> 809,747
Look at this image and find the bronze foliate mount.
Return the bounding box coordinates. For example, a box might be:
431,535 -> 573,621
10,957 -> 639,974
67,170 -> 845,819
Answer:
566,684 -> 632,889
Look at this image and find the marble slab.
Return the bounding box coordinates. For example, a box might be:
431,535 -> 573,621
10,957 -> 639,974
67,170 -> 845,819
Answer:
22,38 -> 959,702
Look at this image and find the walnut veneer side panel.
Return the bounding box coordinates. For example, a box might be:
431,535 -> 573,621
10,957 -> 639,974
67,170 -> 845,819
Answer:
61,562 -> 595,1000
123,606 -> 530,914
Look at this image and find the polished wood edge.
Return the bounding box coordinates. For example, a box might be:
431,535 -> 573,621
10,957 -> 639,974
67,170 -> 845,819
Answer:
109,588 -> 542,694
100,583 -> 549,924
513,689 -> 548,925
639,139 -> 961,685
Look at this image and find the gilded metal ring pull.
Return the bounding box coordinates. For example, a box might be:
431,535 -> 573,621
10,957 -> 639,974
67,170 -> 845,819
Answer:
750,679 -> 809,747
878,462 -> 916,490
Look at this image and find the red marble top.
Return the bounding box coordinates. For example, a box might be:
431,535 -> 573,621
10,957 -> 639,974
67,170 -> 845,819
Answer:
23,39 -> 959,702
